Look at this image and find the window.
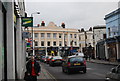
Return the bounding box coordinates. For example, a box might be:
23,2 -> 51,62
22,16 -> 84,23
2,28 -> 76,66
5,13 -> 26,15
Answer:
70,34 -> 72,38
79,36 -> 81,40
35,41 -> 38,46
34,33 -> 38,38
47,41 -> 50,46
65,34 -> 67,38
53,33 -> 57,38
59,41 -> 62,46
41,41 -> 44,46
53,41 -> 56,46
74,34 -> 77,38
103,34 -> 106,39
74,41 -> 77,45
47,33 -> 51,38
108,28 -> 111,36
59,33 -> 62,38
41,33 -> 45,38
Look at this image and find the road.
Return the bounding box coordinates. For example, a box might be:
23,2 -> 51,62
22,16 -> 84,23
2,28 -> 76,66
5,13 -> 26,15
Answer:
40,62 -> 116,80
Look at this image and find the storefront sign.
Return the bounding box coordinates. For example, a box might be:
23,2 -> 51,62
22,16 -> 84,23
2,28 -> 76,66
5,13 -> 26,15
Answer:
22,17 -> 33,27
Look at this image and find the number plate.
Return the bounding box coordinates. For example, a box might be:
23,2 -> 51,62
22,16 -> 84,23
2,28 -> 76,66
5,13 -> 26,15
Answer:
74,63 -> 81,65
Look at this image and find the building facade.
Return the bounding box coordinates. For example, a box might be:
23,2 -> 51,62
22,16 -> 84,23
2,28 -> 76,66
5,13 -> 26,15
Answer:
0,0 -> 26,80
104,8 -> 120,62
79,28 -> 94,58
27,22 -> 80,56
93,25 -> 106,58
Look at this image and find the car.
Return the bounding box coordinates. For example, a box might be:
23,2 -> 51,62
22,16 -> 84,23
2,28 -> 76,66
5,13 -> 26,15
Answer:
49,56 -> 63,66
46,56 -> 53,64
40,56 -> 46,62
62,56 -> 86,74
105,64 -> 120,81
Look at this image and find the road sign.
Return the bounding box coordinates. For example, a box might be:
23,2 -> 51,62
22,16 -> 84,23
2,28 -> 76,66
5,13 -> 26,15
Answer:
22,17 -> 33,27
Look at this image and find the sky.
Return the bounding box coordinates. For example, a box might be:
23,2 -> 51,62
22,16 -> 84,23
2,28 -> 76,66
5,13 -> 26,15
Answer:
25,0 -> 119,30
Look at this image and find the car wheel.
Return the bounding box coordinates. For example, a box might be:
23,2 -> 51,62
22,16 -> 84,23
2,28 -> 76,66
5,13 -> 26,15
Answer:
66,69 -> 70,74
83,69 -> 86,73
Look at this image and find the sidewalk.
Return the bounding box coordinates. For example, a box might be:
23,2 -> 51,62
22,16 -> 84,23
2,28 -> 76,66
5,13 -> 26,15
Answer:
87,59 -> 120,66
37,62 -> 56,81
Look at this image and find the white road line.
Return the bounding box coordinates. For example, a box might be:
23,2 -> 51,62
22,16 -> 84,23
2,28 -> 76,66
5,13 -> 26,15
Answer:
87,68 -> 93,70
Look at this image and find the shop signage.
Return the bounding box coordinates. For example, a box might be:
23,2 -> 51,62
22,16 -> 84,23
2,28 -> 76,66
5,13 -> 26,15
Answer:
21,17 -> 33,27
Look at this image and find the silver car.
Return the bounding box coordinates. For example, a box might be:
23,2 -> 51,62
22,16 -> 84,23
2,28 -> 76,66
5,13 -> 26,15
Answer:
106,64 -> 120,81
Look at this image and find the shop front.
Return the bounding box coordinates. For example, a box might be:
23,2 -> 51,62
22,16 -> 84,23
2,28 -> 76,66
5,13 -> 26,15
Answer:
106,38 -> 117,62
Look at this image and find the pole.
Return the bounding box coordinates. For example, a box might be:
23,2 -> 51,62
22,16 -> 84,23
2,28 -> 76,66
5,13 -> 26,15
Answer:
31,14 -> 35,56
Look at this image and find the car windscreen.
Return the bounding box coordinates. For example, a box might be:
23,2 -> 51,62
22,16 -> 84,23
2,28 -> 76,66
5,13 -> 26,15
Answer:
53,56 -> 62,59
69,57 -> 84,62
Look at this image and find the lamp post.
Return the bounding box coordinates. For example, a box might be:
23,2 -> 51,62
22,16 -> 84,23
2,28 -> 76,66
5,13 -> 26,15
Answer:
31,12 -> 40,56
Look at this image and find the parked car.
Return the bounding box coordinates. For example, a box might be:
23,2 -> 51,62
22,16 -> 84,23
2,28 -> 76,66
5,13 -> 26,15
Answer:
46,56 -> 53,64
49,56 -> 63,66
62,55 -> 86,74
40,56 -> 46,62
105,64 -> 120,81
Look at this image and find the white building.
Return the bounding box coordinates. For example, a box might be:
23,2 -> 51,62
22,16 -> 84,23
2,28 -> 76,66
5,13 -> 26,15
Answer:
79,28 -> 93,52
26,22 -> 80,56
93,25 -> 106,58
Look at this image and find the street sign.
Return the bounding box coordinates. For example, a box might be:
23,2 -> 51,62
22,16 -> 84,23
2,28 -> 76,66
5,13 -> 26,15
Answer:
22,32 -> 31,39
22,17 -> 33,27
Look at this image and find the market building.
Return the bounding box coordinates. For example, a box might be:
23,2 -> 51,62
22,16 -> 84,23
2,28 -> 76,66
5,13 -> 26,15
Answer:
26,21 -> 80,57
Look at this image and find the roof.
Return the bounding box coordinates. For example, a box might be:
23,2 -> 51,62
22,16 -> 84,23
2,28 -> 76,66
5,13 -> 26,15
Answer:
104,8 -> 120,20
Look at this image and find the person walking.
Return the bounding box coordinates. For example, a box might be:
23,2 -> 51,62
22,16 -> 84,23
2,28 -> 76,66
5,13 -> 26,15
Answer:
25,56 -> 41,81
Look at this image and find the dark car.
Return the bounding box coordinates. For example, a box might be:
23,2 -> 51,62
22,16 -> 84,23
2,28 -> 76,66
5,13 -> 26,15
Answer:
49,56 -> 63,66
62,56 -> 86,74
105,64 -> 120,81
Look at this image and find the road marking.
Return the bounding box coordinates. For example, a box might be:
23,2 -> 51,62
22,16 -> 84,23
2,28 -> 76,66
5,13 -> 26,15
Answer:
45,69 -> 58,81
87,68 -> 93,70
40,62 -> 58,81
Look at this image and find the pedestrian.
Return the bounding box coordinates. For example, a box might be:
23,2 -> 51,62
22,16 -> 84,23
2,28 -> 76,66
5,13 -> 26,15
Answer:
25,56 -> 41,81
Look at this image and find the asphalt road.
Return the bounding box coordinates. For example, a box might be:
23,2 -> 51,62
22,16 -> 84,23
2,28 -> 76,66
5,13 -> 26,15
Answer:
40,62 -> 116,80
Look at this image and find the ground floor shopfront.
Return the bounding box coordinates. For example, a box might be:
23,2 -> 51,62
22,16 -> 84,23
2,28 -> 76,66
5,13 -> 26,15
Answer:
27,46 -> 79,57
96,36 -> 120,62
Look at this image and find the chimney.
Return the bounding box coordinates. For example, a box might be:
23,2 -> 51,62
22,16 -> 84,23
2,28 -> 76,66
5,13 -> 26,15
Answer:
41,21 -> 45,26
37,24 -> 40,27
61,23 -> 65,28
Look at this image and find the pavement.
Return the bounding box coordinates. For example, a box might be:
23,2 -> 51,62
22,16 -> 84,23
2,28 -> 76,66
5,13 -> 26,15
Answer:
87,59 -> 120,66
37,62 -> 56,81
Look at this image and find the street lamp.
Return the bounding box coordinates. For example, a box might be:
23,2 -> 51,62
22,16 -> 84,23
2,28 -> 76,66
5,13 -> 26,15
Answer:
31,12 -> 40,56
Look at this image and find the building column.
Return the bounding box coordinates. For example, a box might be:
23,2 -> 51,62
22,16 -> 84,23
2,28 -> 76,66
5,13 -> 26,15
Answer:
67,33 -> 70,46
62,33 -> 65,46
7,2 -> 15,79
105,42 -> 109,60
16,18 -> 26,79
116,43 -> 120,60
